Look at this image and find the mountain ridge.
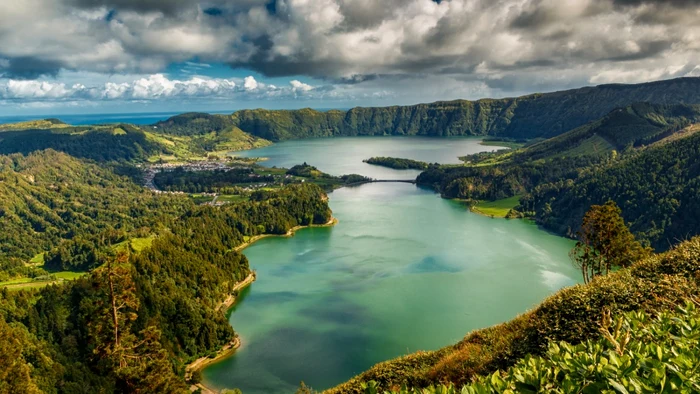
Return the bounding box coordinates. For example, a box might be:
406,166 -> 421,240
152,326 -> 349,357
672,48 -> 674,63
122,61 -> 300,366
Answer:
155,76 -> 700,141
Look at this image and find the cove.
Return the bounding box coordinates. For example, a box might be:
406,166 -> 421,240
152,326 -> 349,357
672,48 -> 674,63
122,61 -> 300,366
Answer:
206,138 -> 580,393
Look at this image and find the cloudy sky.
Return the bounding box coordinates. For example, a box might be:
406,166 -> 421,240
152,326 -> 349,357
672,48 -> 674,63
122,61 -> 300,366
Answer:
1,0 -> 699,115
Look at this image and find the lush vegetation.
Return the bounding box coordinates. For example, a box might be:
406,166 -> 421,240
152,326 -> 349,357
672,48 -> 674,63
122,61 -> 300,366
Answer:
0,150 -> 190,264
570,201 -> 650,283
361,301 -> 700,393
417,155 -> 601,202
326,236 -> 700,393
364,157 -> 430,170
470,196 -> 521,218
152,162 -> 371,196
0,115 -> 270,164
150,112 -> 236,136
0,125 -> 167,162
416,103 -> 700,251
0,149 -> 334,392
528,127 -> 700,250
154,167 -> 275,193
513,103 -> 700,162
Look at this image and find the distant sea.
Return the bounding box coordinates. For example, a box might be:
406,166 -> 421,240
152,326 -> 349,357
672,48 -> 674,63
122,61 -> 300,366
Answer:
0,112 -> 220,125
0,108 -> 346,126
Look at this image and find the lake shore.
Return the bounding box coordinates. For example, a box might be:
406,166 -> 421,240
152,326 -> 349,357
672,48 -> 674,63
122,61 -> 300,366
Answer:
186,272 -> 256,390
234,216 -> 339,252
188,216 -> 338,393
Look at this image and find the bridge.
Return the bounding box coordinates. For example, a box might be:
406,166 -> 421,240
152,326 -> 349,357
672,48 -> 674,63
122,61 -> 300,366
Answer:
371,179 -> 416,184
344,179 -> 417,187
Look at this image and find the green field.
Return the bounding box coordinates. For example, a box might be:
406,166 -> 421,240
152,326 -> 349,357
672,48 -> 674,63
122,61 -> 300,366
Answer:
112,236 -> 156,253
551,134 -> 615,158
29,253 -> 45,265
0,271 -> 87,291
217,194 -> 249,203
472,195 -> 522,218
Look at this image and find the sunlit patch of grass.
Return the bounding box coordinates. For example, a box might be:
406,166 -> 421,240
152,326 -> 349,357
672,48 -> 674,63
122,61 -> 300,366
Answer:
472,195 -> 521,218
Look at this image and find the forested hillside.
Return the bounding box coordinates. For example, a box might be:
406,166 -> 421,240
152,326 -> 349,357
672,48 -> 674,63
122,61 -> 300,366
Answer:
415,103 -> 700,250
0,125 -> 166,162
0,118 -> 270,164
208,77 -> 700,141
0,150 -> 333,392
0,150 -> 189,261
151,112 -> 236,136
528,129 -> 700,250
515,103 -> 700,162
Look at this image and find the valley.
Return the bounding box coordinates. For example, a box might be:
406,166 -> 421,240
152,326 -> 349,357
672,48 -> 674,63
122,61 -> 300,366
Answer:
2,77 -> 700,394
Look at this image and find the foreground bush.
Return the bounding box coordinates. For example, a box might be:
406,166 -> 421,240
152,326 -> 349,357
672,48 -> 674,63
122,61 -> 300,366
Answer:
367,300 -> 700,393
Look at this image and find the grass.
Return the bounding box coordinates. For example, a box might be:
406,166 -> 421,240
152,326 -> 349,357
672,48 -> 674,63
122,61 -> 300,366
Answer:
479,140 -> 524,149
29,253 -> 45,265
112,237 -> 156,253
143,126 -> 272,163
0,119 -> 70,132
0,271 -> 87,291
551,134 -> 615,159
217,194 -> 249,203
52,271 -> 86,280
471,195 -> 521,218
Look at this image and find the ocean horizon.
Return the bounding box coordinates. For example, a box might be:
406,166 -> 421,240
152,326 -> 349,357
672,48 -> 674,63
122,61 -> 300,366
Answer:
0,108 -> 348,126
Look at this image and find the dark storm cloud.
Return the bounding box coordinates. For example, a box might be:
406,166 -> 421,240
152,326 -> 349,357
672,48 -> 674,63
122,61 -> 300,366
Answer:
1,57 -> 62,79
66,0 -> 197,14
611,0 -> 700,7
0,0 -> 698,104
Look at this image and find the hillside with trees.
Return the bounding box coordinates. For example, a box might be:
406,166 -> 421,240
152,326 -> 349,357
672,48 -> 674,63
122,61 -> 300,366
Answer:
214,77 -> 700,142
0,150 -> 334,392
527,128 -> 700,250
416,104 -> 700,251
358,301 -> 700,394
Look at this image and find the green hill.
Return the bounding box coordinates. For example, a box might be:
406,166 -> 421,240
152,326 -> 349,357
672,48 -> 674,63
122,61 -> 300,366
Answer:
417,103 -> 700,250
217,77 -> 700,141
0,124 -> 167,162
0,119 -> 271,163
0,150 -> 190,261
0,118 -> 68,132
528,124 -> 700,250
515,102 -> 700,161
0,149 -> 334,393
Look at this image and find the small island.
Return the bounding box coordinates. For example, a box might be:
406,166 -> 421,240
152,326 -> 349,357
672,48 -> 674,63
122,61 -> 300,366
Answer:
363,156 -> 429,170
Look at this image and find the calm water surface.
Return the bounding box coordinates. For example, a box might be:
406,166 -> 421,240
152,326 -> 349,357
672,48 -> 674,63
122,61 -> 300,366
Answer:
205,138 -> 579,393
234,136 -> 500,180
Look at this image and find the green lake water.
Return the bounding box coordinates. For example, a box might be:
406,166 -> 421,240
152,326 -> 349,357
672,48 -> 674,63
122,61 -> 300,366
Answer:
206,138 -> 579,393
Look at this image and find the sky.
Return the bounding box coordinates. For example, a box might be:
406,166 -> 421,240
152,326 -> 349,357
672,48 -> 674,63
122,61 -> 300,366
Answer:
0,0 -> 699,115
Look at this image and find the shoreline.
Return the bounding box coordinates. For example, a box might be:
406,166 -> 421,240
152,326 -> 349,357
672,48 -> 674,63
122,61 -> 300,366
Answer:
186,216 -> 338,393
234,216 -> 339,252
186,272 -> 257,390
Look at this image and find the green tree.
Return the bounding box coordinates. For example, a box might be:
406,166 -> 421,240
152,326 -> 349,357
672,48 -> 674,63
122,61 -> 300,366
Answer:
0,316 -> 41,394
570,201 -> 649,283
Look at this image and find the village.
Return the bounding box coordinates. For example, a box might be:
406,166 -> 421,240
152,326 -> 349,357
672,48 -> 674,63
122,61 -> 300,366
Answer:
139,159 -> 298,206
